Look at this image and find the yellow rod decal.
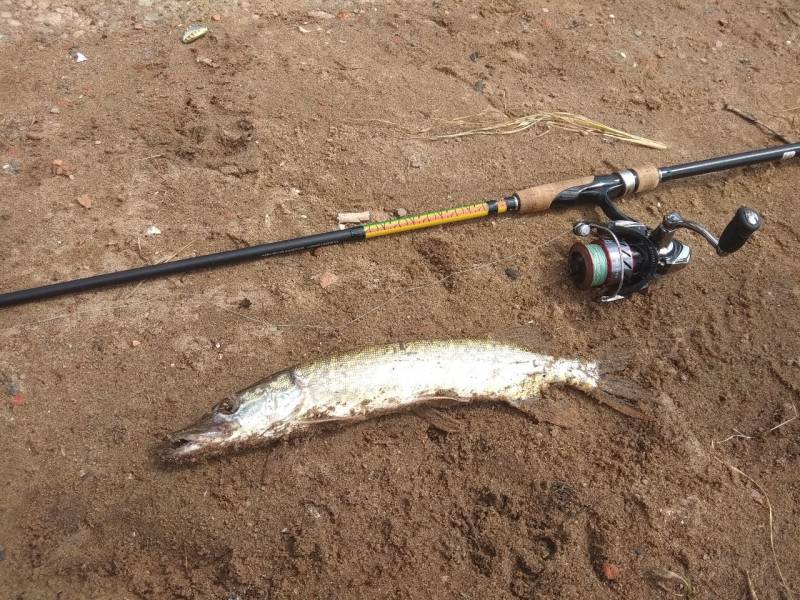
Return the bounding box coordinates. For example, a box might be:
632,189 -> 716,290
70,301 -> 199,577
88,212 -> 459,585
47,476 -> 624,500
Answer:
364,200 -> 507,239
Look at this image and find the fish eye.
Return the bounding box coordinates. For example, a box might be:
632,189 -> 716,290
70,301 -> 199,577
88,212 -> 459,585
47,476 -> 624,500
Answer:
215,396 -> 239,415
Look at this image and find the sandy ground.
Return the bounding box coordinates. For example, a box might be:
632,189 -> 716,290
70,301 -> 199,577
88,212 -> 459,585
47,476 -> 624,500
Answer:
1,1 -> 799,598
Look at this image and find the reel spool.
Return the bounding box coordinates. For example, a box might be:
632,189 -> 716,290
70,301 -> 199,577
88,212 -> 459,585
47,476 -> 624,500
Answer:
568,207 -> 762,302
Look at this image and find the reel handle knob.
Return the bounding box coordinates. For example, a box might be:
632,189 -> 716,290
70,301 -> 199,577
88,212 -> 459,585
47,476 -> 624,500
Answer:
718,207 -> 762,254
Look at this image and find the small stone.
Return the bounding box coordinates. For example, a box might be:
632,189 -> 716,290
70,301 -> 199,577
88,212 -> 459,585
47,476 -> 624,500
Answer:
131,340 -> 141,347
634,29 -> 642,37
196,56 -> 219,68
238,297 -> 252,309
318,272 -> 338,289
395,208 -> 408,217
50,106 -> 61,114
504,267 -> 520,280
133,23 -> 143,30
76,194 -> 92,209
655,50 -> 666,58
145,225 -> 161,236
298,25 -> 311,33
714,40 -> 723,48
308,10 -> 335,19
602,563 -> 621,581
51,159 -> 70,176
542,7 -> 549,12
211,14 -> 221,21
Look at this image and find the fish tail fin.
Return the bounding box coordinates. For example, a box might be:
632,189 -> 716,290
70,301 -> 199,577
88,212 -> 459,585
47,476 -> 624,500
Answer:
593,360 -> 653,421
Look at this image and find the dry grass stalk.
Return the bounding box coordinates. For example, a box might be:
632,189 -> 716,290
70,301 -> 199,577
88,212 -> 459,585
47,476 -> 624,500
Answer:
420,111 -> 667,150
649,567 -> 693,597
745,570 -> 759,600
714,457 -> 793,599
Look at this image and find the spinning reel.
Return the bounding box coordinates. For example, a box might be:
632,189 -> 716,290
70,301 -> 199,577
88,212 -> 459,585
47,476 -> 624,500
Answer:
567,201 -> 762,302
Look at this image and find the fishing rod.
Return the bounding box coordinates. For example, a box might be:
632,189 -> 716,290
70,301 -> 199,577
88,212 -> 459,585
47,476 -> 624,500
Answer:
1,142 -> 795,308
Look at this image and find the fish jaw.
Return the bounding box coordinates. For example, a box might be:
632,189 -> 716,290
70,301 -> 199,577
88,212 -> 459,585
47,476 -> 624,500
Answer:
163,413 -> 242,461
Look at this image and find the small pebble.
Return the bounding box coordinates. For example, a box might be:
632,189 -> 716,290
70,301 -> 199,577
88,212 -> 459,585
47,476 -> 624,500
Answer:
131,340 -> 141,348
211,14 -> 221,21
145,225 -> 161,236
634,29 -> 642,37
504,267 -> 520,280
50,107 -> 61,114
133,23 -> 143,30
602,563 -> 621,581
395,208 -> 408,217
308,10 -> 335,19
238,297 -> 252,309
318,272 -> 338,289
76,194 -> 92,209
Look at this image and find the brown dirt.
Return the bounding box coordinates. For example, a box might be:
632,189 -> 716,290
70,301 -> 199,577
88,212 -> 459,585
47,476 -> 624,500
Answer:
2,1 -> 800,598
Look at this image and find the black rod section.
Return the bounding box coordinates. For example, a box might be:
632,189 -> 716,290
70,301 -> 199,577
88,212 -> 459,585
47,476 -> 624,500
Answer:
659,142 -> 800,182
0,227 -> 364,308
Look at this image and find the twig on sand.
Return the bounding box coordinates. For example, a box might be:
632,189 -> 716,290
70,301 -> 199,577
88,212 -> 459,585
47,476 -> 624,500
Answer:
723,104 -> 793,144
649,567 -> 693,597
745,570 -> 760,600
711,428 -> 752,448
713,457 -> 793,599
417,111 -> 667,149
118,239 -> 197,301
766,402 -> 797,433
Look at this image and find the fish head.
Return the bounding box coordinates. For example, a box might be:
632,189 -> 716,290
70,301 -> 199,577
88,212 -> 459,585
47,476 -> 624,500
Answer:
163,372 -> 304,461
164,395 -> 245,461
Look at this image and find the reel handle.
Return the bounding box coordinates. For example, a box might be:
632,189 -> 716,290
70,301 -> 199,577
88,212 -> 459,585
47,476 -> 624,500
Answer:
717,207 -> 762,254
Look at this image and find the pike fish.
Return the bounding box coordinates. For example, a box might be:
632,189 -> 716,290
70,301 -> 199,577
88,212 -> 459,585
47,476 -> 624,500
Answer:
164,340 -> 645,461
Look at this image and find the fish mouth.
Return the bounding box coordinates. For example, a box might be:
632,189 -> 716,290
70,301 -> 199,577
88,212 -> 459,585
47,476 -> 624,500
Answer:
162,416 -> 239,462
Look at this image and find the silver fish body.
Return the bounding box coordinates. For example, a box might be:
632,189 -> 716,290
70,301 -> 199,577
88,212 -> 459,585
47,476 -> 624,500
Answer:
165,340 -> 617,460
